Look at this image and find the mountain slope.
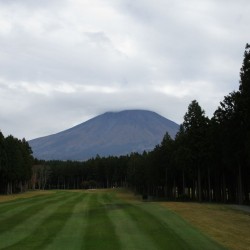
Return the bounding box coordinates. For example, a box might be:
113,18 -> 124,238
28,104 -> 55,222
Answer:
29,110 -> 179,161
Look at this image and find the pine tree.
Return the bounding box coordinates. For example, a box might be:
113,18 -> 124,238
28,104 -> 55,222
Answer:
182,100 -> 209,202
237,43 -> 250,203
238,44 -> 250,163
0,131 -> 8,193
213,44 -> 250,204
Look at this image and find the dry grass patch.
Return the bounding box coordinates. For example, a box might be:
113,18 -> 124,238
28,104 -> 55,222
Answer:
160,202 -> 250,250
0,190 -> 55,203
114,188 -> 142,203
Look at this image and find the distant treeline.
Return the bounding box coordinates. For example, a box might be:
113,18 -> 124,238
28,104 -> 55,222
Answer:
31,44 -> 250,205
0,133 -> 33,194
1,44 -> 250,205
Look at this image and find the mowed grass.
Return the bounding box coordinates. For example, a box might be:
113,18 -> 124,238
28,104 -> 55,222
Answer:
0,190 -> 55,203
161,202 -> 250,250
0,189 -> 228,250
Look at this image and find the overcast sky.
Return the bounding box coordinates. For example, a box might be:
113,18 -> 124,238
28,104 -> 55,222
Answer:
0,0 -> 249,140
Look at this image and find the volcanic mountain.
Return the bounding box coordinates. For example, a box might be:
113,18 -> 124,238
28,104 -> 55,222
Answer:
29,110 -> 179,161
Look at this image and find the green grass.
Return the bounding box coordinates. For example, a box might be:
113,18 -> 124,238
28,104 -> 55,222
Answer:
0,190 -> 226,250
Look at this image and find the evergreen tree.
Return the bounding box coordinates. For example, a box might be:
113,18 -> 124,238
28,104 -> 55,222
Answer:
238,44 -> 250,163
0,132 -> 8,193
173,125 -> 191,199
182,100 -> 209,202
212,44 -> 250,204
237,43 -> 250,203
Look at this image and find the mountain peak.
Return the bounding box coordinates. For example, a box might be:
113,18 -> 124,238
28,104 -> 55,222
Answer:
29,110 -> 179,161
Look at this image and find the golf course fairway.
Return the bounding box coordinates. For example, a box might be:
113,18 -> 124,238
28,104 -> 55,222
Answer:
0,189 -> 226,250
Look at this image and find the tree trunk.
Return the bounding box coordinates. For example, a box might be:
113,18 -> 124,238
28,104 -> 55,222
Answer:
19,181 -> 23,193
173,178 -> 176,200
222,173 -> 226,203
207,167 -> 211,202
192,179 -> 196,200
198,166 -> 202,202
164,168 -> 168,198
7,182 -> 13,195
182,170 -> 186,196
238,164 -> 243,205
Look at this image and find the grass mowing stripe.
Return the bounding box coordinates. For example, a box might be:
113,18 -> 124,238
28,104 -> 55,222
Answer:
82,192 -> 121,250
0,192 -> 78,249
45,192 -> 91,250
117,197 -> 187,249
104,193 -> 157,250
0,190 -> 230,250
0,192 -> 69,233
0,194 -> 45,205
0,191 -> 55,204
0,192 -> 65,222
0,192 -> 55,212
114,201 -> 188,250
2,192 -> 83,250
140,203 -> 226,250
114,191 -> 226,250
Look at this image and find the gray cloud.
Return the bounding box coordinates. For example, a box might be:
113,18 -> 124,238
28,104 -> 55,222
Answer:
0,0 -> 249,139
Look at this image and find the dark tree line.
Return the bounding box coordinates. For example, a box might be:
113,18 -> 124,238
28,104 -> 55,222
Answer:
127,44 -> 250,204
31,156 -> 128,190
0,133 -> 33,194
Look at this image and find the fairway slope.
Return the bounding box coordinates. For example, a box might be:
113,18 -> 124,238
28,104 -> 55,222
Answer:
0,190 -> 226,250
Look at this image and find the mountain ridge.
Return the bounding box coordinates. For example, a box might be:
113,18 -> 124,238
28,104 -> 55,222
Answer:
29,110 -> 179,161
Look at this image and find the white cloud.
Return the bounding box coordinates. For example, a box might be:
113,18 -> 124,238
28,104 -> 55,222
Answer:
0,0 -> 249,139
